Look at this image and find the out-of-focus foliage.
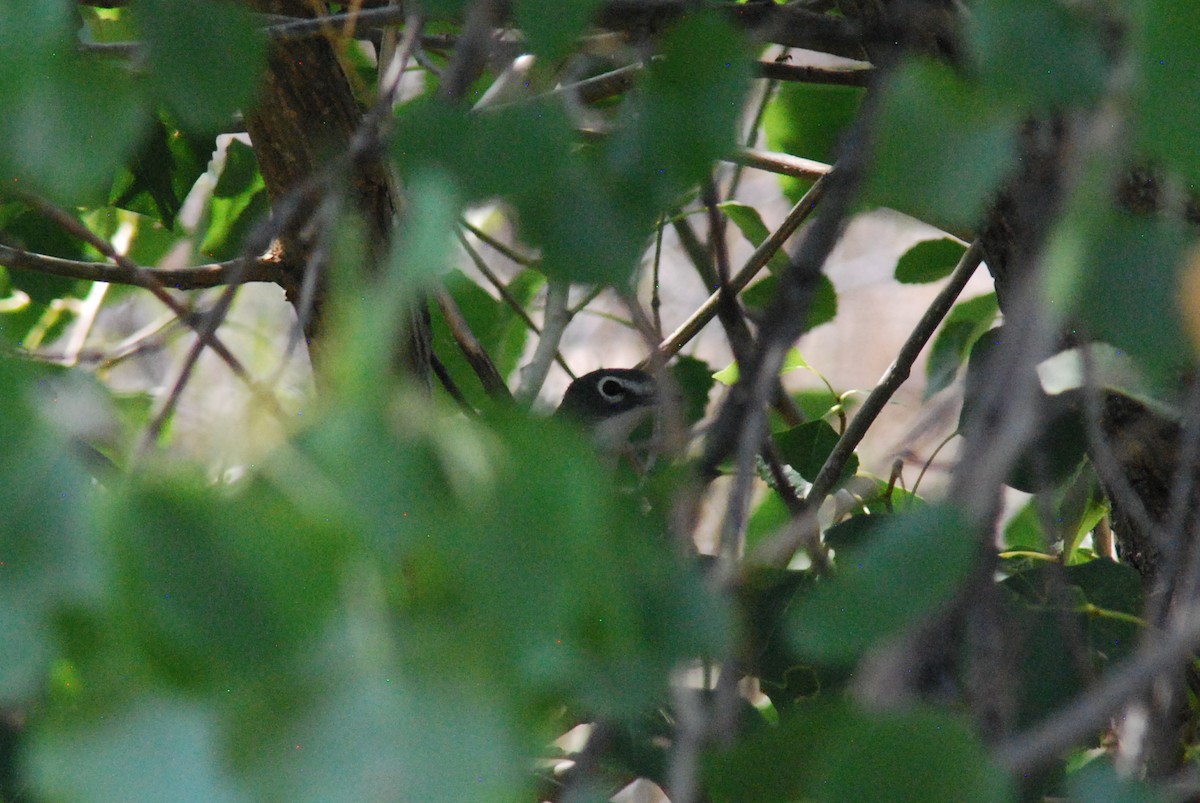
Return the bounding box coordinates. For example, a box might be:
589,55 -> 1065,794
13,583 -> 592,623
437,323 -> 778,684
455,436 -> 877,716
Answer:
2,0 -> 1200,800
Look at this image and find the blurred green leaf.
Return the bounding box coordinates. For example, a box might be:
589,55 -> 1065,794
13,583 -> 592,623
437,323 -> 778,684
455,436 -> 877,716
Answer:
105,476 -> 350,688
0,1 -> 145,202
1069,208 -> 1192,383
138,0 -> 267,133
395,410 -> 732,716
1068,758 -> 1169,803
895,238 -> 966,284
746,493 -> 791,553
0,359 -> 103,703
968,0 -> 1107,113
925,292 -> 998,398
706,701 -> 1010,802
514,0 -> 601,62
29,694 -> 245,802
1135,0 -> 1200,188
788,505 -> 977,664
763,82 -> 863,201
864,59 -> 1017,231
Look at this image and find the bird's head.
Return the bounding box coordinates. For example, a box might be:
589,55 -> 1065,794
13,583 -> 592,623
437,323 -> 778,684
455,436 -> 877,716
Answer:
555,368 -> 658,450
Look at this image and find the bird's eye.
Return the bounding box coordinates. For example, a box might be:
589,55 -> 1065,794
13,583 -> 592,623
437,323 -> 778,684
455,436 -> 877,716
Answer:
598,377 -> 626,402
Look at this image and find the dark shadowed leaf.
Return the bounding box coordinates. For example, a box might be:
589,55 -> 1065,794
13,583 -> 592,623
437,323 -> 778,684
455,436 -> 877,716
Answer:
895,238 -> 966,284
924,292 -> 998,398
774,420 -> 856,484
788,505 -> 977,663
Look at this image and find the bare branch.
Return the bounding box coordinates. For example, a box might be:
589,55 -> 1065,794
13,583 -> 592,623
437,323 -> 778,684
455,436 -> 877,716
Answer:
649,173 -> 830,365
0,244 -> 283,290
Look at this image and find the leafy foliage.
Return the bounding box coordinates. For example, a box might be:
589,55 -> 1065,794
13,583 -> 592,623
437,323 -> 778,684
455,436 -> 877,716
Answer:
3,0 -> 1200,800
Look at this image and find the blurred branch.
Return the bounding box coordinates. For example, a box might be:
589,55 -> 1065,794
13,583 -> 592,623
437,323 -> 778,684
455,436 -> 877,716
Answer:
82,3 -> 877,63
515,278 -> 570,405
0,244 -> 283,290
995,609 -> 1200,775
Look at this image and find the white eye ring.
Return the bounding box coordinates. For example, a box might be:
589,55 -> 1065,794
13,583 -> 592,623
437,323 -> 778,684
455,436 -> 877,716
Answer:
598,377 -> 627,402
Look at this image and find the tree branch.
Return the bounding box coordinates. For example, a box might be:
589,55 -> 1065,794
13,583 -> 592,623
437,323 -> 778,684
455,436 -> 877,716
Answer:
0,244 -> 283,290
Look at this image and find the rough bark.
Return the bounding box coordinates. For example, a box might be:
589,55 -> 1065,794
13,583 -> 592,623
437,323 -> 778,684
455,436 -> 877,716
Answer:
242,0 -> 431,382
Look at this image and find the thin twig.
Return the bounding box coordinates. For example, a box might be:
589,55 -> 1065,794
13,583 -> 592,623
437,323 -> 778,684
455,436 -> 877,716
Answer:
430,350 -> 477,415
455,228 -> 574,377
729,149 -> 830,182
16,195 -> 287,420
804,242 -> 984,515
756,61 -> 872,87
650,173 -> 830,365
433,287 -> 513,402
459,219 -> 539,266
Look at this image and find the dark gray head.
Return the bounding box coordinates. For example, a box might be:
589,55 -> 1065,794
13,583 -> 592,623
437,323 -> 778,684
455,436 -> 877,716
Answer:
556,368 -> 657,425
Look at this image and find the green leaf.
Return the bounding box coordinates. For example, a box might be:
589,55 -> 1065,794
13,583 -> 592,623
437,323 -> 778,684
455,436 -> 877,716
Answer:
514,0 -> 601,62
138,0 -> 267,133
742,273 -> 838,331
104,476 -> 350,689
109,115 -> 209,228
924,292 -> 998,398
0,359 -> 102,702
895,238 -> 967,284
1135,0 -> 1200,189
670,355 -> 716,427
774,420 -> 857,484
719,202 -> 791,272
1004,395 -> 1087,493
746,493 -> 791,553
864,59 -> 1018,231
706,701 -> 1010,802
1068,208 -> 1192,383
968,0 -> 1107,113
763,82 -> 864,201
0,1 -> 144,202
609,12 -> 752,209
1068,758 -> 1169,803
28,694 -> 245,802
788,505 -> 977,664
197,140 -> 268,261
430,269 -> 521,410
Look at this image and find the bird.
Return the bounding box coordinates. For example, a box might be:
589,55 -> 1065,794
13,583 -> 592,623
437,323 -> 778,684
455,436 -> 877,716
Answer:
555,368 -> 658,452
